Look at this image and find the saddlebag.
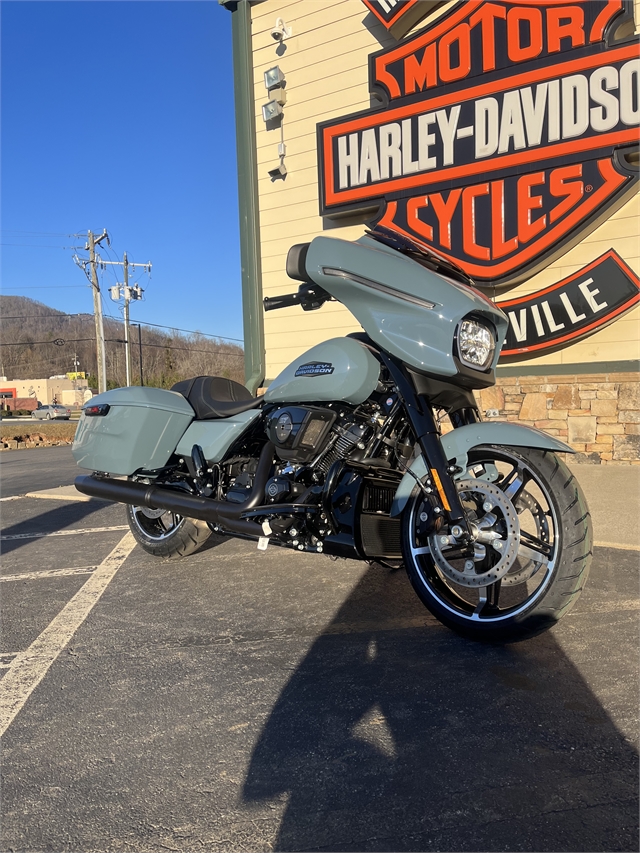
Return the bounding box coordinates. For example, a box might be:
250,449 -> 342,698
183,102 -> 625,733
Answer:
72,386 -> 194,475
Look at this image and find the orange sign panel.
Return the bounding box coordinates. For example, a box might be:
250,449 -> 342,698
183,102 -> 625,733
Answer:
319,0 -> 639,291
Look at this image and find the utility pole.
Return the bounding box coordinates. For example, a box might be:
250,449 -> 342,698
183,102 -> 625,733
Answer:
135,324 -> 144,386
123,252 -> 132,387
106,253 -> 150,386
72,353 -> 81,408
87,230 -> 109,394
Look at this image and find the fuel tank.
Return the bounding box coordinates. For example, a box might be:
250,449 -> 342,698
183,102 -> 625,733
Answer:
264,337 -> 380,405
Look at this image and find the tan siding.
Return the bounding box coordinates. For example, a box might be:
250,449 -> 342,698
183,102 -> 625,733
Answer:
252,1 -> 640,380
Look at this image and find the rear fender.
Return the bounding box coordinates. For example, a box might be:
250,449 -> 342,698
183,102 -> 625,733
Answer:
390,422 -> 574,517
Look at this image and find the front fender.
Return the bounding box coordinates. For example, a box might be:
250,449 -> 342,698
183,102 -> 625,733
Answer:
390,422 -> 574,517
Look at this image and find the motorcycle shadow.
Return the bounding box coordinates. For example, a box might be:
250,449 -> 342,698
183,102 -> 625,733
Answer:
241,557 -> 638,852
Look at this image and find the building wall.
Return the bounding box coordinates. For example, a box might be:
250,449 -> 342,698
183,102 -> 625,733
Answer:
474,370 -> 640,464
251,0 -> 640,381
248,0 -> 639,462
0,378 -> 89,407
252,0 -> 395,380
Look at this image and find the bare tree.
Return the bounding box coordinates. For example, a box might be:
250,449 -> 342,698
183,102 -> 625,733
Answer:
0,295 -> 245,390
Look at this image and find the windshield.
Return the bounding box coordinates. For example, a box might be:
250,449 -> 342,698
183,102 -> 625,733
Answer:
366,225 -> 473,287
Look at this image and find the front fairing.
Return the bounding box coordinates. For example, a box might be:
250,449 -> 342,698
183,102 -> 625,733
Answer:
305,235 -> 508,382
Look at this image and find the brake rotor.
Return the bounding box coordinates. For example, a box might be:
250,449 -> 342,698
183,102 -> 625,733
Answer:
135,505 -> 170,520
501,491 -> 550,585
428,479 -> 520,588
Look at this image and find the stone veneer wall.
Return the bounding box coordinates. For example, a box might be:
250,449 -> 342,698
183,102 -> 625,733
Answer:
472,372 -> 640,465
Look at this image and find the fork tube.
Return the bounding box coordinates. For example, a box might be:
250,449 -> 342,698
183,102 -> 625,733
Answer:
380,353 -> 472,538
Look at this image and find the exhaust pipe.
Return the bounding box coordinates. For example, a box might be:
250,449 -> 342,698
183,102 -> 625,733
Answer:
75,442 -> 275,538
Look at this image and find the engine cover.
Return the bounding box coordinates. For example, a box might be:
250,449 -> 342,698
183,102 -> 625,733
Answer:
266,406 -> 336,463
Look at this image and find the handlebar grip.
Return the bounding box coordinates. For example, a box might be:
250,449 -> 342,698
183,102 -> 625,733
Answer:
263,293 -> 301,311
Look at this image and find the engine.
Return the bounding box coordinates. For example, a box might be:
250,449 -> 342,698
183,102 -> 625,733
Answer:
267,405 -> 368,466
218,396 -> 408,561
263,405 -> 371,503
265,405 -> 337,464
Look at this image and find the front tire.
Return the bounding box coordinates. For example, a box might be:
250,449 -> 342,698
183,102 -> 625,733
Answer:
401,447 -> 592,641
126,504 -> 211,558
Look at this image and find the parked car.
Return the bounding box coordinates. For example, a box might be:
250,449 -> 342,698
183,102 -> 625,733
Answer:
31,404 -> 71,420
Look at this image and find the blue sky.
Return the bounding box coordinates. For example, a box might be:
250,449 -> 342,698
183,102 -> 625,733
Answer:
1,0 -> 244,343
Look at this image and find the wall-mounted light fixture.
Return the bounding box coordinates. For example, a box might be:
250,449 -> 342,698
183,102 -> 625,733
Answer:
262,65 -> 287,124
268,161 -> 287,180
262,100 -> 283,122
264,66 -> 285,89
262,65 -> 288,180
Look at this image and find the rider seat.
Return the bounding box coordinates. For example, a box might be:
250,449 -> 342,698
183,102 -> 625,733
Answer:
171,376 -> 262,420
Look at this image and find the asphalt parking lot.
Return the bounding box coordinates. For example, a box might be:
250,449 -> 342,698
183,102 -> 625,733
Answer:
1,447 -> 638,852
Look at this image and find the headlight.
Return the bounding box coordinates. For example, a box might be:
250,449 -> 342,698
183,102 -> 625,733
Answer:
457,319 -> 495,370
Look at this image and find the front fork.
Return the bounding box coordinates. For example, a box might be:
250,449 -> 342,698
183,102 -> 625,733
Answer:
381,354 -> 479,545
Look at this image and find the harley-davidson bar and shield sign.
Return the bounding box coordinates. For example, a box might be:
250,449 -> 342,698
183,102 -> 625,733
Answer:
318,0 -> 639,293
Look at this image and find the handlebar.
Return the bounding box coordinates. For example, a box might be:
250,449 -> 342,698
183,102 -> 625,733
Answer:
263,283 -> 333,312
263,292 -> 302,311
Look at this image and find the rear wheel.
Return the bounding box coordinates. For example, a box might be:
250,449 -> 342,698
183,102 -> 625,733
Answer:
401,446 -> 592,640
126,504 -> 211,558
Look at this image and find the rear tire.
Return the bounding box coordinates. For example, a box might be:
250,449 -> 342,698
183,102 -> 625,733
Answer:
401,447 -> 592,641
126,504 -> 211,558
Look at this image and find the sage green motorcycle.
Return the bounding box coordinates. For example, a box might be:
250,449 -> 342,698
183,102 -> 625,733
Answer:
73,227 -> 592,640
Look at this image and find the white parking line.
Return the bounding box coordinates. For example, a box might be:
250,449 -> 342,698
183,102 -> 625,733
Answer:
1,525 -> 128,541
0,566 -> 99,582
0,532 -> 136,737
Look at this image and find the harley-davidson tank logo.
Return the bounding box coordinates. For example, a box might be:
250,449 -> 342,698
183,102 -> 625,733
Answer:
318,0 -> 639,292
294,362 -> 335,377
497,250 -> 640,360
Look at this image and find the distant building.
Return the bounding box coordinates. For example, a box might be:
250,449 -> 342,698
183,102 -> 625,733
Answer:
0,375 -> 92,409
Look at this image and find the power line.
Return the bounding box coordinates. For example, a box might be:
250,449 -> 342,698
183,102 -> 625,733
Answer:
0,230 -> 84,237
1,310 -> 243,343
0,315 -> 79,320
2,286 -> 86,290
130,319 -> 243,343
0,243 -> 84,249
105,339 -> 244,358
1,337 -> 242,358
2,354 -> 77,371
0,339 -> 95,347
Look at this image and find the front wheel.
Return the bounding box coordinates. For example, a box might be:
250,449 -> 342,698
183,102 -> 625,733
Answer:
126,504 -> 211,558
401,446 -> 592,641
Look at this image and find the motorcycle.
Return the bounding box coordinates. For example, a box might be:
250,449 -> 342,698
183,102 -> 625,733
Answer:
73,226 -> 592,640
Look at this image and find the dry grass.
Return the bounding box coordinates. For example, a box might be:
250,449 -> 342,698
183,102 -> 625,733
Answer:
0,421 -> 78,442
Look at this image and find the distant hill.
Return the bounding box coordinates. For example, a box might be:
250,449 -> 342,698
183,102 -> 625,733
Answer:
0,295 -> 244,388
